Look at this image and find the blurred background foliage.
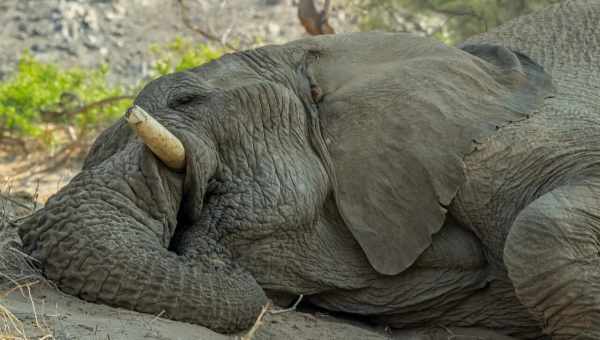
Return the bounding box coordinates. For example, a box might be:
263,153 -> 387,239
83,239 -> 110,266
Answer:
0,38 -> 223,148
149,37 -> 224,77
0,0 -> 562,149
346,0 -> 561,43
0,52 -> 130,145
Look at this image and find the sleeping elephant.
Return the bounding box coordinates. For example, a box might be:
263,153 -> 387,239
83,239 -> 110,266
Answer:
10,0 -> 600,338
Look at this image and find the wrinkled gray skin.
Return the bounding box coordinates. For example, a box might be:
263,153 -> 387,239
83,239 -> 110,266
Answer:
12,1 -> 600,339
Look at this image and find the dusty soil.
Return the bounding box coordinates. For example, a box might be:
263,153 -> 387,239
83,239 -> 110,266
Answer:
2,278 -> 513,340
0,151 -> 81,204
3,283 -> 395,340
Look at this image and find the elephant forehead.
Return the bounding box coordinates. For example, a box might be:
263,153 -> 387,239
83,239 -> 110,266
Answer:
290,31 -> 457,63
297,33 -> 492,96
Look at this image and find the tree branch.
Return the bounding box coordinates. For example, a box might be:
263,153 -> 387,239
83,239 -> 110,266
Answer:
298,0 -> 335,35
40,95 -> 134,120
421,0 -> 487,31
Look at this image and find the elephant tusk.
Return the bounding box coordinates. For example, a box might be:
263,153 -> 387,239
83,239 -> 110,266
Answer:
125,105 -> 186,170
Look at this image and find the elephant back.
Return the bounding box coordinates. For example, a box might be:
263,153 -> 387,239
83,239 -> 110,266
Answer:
454,1 -> 600,264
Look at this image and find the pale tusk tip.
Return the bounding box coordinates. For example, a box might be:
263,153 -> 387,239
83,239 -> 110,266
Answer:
125,105 -> 147,124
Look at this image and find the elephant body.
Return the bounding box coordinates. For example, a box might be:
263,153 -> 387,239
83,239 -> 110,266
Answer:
11,1 -> 600,339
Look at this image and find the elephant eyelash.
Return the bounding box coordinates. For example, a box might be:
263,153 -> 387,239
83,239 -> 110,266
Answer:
168,94 -> 200,108
166,88 -> 209,111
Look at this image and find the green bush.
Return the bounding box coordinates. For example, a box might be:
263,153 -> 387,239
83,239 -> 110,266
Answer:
0,38 -> 224,147
0,51 -> 131,145
150,37 -> 225,76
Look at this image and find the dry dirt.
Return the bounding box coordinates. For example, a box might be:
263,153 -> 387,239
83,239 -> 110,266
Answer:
0,149 -> 82,204
3,282 -> 394,340
2,280 -> 513,340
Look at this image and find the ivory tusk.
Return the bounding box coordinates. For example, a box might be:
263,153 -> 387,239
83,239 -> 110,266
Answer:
125,105 -> 186,170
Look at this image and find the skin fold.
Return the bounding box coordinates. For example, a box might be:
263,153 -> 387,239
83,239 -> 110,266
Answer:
10,1 -> 600,339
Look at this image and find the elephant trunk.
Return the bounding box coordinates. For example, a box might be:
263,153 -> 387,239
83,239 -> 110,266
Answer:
16,143 -> 267,333
504,181 -> 600,339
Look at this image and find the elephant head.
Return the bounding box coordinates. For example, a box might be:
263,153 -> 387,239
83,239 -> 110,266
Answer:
14,32 -> 552,332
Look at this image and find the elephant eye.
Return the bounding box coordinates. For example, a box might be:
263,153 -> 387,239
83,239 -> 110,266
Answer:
167,91 -> 205,111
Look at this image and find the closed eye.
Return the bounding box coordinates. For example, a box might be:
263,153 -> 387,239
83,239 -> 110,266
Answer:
167,91 -> 206,112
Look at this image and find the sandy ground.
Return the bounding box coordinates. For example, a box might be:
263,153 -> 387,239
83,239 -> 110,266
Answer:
0,146 -> 83,203
2,280 -> 517,340
2,281 -> 395,340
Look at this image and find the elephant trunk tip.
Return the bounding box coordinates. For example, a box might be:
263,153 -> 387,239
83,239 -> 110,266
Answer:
125,105 -> 186,171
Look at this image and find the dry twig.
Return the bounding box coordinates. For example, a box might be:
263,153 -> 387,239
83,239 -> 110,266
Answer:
0,281 -> 53,340
40,95 -> 133,120
298,0 -> 335,35
240,302 -> 271,340
269,294 -> 303,314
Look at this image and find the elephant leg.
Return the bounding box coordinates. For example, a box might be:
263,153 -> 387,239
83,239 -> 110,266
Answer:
505,179 -> 600,339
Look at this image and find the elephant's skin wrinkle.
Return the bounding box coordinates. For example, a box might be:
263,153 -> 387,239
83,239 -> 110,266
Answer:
12,2 -> 600,339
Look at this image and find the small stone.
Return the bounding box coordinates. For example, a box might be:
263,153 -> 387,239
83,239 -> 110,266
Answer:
17,22 -> 27,32
83,9 -> 99,31
30,43 -> 45,52
266,23 -> 281,36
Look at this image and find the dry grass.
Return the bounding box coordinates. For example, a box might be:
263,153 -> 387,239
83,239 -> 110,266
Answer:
0,282 -> 53,340
0,182 -> 40,292
0,181 -> 52,340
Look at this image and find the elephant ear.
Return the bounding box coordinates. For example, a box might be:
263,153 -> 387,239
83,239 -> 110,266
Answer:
305,33 -> 554,275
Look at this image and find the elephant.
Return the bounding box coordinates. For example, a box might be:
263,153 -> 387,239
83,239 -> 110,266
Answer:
8,0 -> 600,338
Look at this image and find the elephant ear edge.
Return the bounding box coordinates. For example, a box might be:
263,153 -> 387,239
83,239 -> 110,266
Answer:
459,43 -> 555,111
310,38 -> 553,276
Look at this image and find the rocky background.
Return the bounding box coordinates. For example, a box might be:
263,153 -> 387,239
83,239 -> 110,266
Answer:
0,0 -> 356,86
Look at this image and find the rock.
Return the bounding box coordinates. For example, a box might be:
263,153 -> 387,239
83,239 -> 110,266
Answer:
265,0 -> 284,5
83,7 -> 100,31
17,22 -> 27,33
267,22 -> 281,36
83,33 -> 100,49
